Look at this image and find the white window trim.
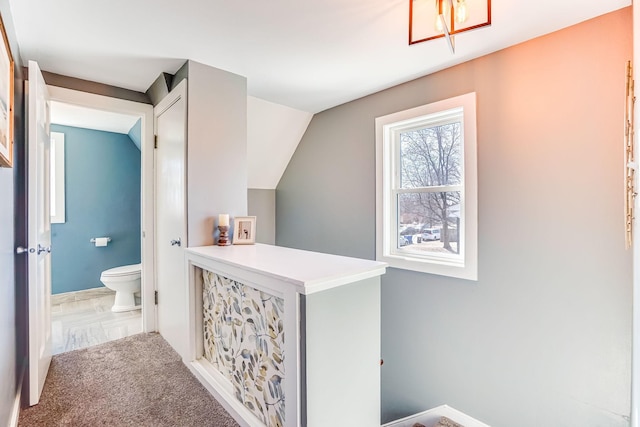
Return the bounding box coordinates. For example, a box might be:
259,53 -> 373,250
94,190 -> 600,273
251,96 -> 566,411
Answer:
50,131 -> 66,224
375,92 -> 478,281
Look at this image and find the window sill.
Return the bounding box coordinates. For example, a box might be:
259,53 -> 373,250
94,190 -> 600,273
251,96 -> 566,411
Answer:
378,253 -> 477,281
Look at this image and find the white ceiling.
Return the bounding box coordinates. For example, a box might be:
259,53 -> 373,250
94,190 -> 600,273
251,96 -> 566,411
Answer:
7,0 -> 631,114
50,101 -> 140,134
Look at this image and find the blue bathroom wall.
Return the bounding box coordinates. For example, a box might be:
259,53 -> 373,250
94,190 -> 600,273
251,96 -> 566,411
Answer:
128,118 -> 142,151
51,125 -> 141,294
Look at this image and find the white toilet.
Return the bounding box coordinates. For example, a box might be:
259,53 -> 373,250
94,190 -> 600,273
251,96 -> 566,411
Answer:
100,263 -> 142,312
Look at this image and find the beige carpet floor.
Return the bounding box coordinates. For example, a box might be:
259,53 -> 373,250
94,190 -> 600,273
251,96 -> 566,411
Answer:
19,332 -> 240,427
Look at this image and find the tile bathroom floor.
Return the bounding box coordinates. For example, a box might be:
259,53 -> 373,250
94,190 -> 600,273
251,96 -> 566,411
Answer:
51,287 -> 142,355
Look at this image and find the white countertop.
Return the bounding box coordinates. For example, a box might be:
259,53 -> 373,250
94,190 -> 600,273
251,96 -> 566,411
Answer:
185,243 -> 387,294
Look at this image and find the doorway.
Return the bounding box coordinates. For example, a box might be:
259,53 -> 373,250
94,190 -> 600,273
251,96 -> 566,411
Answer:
46,86 -> 156,341
48,106 -> 142,353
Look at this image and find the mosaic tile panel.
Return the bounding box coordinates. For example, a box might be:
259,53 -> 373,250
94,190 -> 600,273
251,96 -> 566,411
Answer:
203,270 -> 285,426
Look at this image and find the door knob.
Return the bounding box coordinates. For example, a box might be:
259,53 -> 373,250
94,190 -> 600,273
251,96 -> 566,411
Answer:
16,245 -> 49,254
170,238 -> 182,247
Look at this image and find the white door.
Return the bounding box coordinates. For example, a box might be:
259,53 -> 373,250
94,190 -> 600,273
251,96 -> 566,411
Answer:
27,60 -> 52,405
154,80 -> 188,356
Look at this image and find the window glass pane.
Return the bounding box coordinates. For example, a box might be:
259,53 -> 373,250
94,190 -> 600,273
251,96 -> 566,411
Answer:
50,132 -> 66,224
50,138 -> 56,216
400,122 -> 462,188
397,191 -> 461,256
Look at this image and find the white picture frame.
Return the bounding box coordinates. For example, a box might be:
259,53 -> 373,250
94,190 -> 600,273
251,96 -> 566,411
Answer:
233,216 -> 257,245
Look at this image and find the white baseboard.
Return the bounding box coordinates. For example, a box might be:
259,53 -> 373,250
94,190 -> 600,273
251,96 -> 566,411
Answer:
187,359 -> 264,427
383,404 -> 491,427
9,364 -> 25,427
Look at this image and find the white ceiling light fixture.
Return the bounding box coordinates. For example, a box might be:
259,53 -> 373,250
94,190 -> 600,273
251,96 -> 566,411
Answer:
410,0 -> 492,53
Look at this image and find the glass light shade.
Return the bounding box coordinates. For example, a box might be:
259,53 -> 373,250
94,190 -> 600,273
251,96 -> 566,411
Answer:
456,0 -> 468,23
409,0 -> 491,45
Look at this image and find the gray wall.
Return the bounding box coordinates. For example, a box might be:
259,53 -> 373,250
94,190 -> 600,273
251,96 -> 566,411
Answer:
1,0 -> 26,421
50,125 -> 141,294
0,0 -> 26,420
0,143 -> 16,420
277,8 -> 633,426
248,189 -> 275,244
186,60 -> 248,246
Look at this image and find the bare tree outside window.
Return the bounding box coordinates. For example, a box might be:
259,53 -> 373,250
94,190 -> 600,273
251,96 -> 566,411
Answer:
398,121 -> 462,255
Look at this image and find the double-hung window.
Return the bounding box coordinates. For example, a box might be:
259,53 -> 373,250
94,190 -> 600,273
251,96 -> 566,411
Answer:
375,92 -> 477,280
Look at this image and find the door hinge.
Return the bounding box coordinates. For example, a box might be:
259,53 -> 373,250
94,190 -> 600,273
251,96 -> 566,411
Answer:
154,290 -> 158,305
154,135 -> 158,149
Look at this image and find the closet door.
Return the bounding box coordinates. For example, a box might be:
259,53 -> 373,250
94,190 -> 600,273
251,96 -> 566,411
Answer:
154,80 -> 187,356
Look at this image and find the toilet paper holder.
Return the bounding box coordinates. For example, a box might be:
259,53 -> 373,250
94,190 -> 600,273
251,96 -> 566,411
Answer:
90,237 -> 112,243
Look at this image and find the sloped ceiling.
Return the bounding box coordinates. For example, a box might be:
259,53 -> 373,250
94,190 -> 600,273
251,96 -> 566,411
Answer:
24,0 -> 631,189
50,96 -> 312,189
247,97 -> 313,189
9,0 -> 631,113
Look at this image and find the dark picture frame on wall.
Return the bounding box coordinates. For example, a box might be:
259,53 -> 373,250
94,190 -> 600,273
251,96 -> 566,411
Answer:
233,216 -> 257,245
0,13 -> 13,168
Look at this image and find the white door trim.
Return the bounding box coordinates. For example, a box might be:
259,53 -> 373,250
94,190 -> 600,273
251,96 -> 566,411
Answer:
47,86 -> 156,332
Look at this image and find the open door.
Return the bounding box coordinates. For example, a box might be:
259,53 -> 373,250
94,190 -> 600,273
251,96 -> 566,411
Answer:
27,60 -> 52,405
